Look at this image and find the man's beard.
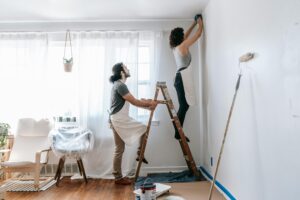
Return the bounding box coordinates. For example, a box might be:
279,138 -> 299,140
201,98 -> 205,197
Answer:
125,72 -> 131,78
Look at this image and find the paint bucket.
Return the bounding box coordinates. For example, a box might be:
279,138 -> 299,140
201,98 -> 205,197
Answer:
140,182 -> 156,200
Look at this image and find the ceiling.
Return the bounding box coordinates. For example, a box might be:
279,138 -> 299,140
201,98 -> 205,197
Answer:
0,0 -> 208,22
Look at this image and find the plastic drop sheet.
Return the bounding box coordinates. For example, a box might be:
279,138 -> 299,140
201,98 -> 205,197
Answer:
49,127 -> 94,158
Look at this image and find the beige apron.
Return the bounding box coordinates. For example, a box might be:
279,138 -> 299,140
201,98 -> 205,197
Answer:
110,102 -> 146,146
180,65 -> 197,106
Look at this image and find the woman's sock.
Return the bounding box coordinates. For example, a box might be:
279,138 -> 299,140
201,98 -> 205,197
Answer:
175,134 -> 190,142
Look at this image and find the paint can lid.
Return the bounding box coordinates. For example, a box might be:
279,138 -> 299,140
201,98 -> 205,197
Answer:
141,182 -> 156,191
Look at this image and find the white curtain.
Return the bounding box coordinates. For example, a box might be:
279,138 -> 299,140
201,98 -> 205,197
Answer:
70,31 -> 140,178
0,33 -> 48,129
71,31 -> 162,178
0,31 -> 162,178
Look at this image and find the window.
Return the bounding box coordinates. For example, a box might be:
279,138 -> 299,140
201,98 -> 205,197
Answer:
46,39 -> 106,118
0,32 -> 160,126
46,41 -> 78,117
137,40 -> 154,119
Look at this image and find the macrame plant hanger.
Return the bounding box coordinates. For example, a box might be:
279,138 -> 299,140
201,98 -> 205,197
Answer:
63,30 -> 73,72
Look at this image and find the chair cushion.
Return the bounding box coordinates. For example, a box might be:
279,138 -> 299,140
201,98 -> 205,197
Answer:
17,118 -> 52,137
0,161 -> 35,167
16,118 -> 35,136
9,136 -> 50,163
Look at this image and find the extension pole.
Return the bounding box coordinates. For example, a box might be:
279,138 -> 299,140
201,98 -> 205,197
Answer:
208,74 -> 242,200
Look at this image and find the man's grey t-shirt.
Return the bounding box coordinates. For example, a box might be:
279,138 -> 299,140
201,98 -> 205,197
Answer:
110,80 -> 130,115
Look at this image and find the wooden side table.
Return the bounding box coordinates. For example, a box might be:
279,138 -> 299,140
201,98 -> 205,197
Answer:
0,135 -> 14,180
0,183 -> 6,200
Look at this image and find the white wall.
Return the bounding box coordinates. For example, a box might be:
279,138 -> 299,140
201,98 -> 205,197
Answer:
202,0 -> 300,199
0,20 -> 202,172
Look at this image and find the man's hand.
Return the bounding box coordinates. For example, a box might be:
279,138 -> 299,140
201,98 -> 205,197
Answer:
148,100 -> 158,110
141,99 -> 158,110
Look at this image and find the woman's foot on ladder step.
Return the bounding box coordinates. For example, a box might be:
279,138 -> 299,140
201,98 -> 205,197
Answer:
136,157 -> 149,164
175,134 -> 190,142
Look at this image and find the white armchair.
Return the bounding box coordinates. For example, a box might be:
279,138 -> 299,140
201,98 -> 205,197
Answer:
0,118 -> 53,189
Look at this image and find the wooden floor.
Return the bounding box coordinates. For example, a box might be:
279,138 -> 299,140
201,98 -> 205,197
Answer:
6,178 -> 225,200
158,182 -> 226,200
7,178 -> 135,200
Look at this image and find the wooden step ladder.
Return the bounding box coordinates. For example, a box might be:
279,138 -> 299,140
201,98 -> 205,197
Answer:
134,81 -> 201,181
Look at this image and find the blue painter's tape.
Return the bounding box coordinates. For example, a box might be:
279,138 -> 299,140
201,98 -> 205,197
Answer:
200,166 -> 237,200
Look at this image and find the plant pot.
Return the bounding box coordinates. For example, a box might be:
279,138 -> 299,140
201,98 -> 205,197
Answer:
63,58 -> 73,72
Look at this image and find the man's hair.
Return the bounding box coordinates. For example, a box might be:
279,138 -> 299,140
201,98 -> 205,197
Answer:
109,62 -> 124,83
169,27 -> 184,49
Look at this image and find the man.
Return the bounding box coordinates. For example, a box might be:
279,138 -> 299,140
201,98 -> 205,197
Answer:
109,62 -> 157,185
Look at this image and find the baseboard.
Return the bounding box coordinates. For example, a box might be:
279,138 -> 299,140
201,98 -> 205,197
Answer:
200,166 -> 236,200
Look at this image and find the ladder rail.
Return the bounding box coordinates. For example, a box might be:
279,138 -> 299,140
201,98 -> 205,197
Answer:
160,85 -> 199,176
134,87 -> 160,182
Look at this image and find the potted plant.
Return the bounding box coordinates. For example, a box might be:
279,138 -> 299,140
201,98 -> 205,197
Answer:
63,30 -> 73,72
0,123 -> 10,148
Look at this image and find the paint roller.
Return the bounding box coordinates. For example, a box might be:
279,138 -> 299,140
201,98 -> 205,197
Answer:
239,52 -> 254,63
208,52 -> 255,200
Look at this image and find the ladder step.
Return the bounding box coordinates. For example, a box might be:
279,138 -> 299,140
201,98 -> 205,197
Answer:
157,81 -> 167,87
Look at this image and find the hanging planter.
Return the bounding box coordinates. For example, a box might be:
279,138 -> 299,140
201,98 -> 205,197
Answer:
63,30 -> 73,72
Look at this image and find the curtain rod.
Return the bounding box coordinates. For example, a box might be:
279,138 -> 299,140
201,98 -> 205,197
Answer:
0,20 -> 194,32
0,30 -> 171,33
0,18 -> 194,23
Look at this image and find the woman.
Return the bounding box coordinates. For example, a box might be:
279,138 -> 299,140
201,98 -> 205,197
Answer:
169,15 -> 203,142
109,62 -> 157,185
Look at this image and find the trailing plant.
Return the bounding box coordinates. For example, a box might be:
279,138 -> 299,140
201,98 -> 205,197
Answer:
0,123 -> 10,147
